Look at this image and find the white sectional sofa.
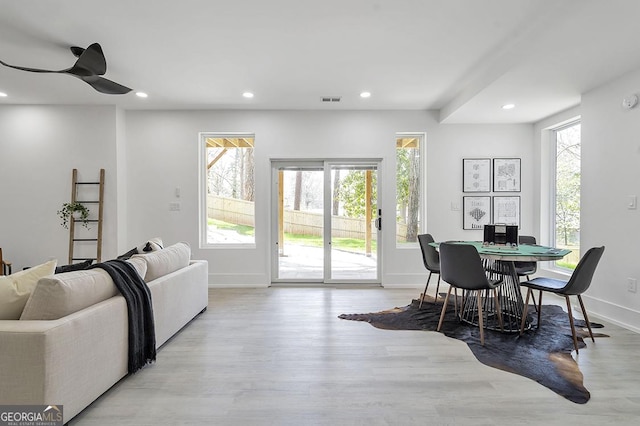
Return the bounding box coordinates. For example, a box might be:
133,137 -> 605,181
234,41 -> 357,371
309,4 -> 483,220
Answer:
0,242 -> 208,423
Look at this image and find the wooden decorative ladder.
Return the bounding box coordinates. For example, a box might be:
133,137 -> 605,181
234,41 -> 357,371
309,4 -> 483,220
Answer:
68,169 -> 105,264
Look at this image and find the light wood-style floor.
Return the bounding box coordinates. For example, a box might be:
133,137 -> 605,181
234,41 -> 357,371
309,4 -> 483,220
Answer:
71,287 -> 640,425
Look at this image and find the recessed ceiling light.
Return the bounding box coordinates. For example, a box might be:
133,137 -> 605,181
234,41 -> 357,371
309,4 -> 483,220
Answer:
360,91 -> 371,98
243,92 -> 254,98
136,92 -> 148,98
502,103 -> 515,110
0,92 -> 7,97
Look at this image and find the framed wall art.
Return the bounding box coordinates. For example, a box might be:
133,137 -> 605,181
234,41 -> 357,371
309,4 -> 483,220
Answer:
493,158 -> 521,192
463,196 -> 491,230
463,158 -> 491,192
493,196 -> 520,228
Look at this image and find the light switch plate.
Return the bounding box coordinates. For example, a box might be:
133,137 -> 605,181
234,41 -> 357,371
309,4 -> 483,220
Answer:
628,195 -> 637,210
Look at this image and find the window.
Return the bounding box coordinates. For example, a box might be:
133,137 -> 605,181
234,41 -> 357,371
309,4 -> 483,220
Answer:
201,134 -> 255,246
552,122 -> 580,269
396,134 -> 423,245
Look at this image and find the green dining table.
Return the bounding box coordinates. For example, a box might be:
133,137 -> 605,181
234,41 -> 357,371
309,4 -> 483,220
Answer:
430,241 -> 571,332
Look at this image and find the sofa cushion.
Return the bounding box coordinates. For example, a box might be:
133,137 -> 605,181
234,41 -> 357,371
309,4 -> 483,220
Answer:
0,260 -> 57,320
132,242 -> 190,282
126,256 -> 148,279
20,267 -> 119,321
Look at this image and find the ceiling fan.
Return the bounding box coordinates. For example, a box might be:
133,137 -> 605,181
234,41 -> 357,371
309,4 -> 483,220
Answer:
0,42 -> 132,95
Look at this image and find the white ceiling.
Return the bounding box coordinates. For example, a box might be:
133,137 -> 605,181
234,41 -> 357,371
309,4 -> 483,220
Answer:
1,0 -> 639,123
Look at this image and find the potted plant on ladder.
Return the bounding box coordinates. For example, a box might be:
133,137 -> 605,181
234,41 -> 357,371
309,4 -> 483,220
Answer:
57,202 -> 91,229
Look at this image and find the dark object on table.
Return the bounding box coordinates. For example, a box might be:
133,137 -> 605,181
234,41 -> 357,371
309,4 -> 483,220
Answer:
484,224 -> 518,246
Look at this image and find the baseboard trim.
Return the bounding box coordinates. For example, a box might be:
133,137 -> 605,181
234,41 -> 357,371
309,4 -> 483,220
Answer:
581,294 -> 640,334
208,283 -> 269,288
382,272 -> 426,287
382,282 -> 423,289
208,272 -> 269,287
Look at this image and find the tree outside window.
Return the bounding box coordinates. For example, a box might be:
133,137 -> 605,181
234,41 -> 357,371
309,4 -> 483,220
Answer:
203,135 -> 255,245
396,135 -> 422,244
554,123 -> 580,269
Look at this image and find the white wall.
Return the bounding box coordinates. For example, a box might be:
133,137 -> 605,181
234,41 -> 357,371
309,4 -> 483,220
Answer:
579,68 -> 640,330
0,105 -> 119,270
0,105 -> 534,289
532,68 -> 640,331
425,123 -> 535,240
124,109 -> 533,287
2,88 -> 637,329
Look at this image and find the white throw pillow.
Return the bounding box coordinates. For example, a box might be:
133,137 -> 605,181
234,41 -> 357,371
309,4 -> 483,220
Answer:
0,259 -> 57,320
136,237 -> 164,254
132,242 -> 190,282
126,256 -> 148,279
20,267 -> 119,321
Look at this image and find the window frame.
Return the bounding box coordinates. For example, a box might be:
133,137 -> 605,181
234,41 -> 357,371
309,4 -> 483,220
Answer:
198,132 -> 256,249
395,132 -> 426,248
549,120 -> 581,271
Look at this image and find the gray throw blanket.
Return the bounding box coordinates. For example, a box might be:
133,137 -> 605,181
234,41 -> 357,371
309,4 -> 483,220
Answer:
91,259 -> 156,373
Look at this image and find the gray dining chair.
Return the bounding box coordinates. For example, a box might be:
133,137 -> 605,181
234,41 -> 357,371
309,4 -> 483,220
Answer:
514,235 -> 537,280
515,235 -> 539,310
437,242 -> 504,346
417,234 -> 441,308
518,246 -> 605,353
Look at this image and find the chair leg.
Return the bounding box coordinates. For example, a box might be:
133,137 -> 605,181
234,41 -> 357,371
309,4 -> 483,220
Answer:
476,290 -> 485,346
519,288 -> 531,335
564,295 -> 580,354
456,289 -> 465,319
434,275 -> 441,302
418,272 -> 432,309
493,288 -> 504,332
577,295 -> 595,343
437,286 -> 453,332
454,288 -> 459,317
536,290 -> 543,328
526,276 -> 538,313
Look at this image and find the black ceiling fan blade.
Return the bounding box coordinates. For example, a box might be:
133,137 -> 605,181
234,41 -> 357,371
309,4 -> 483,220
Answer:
78,75 -> 132,95
1,42 -> 132,95
66,43 -> 107,77
70,46 -> 85,57
0,58 -> 58,74
0,43 -> 106,76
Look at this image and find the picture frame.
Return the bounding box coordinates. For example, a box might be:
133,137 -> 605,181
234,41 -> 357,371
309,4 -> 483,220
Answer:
493,196 -> 521,228
493,158 -> 521,192
463,196 -> 491,230
463,158 -> 491,192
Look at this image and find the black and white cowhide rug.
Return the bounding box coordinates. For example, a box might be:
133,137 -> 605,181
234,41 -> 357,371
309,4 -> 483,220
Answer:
339,295 -> 607,404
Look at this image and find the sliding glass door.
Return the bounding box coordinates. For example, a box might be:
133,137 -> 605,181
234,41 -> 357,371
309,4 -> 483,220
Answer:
275,163 -> 325,280
272,160 -> 381,283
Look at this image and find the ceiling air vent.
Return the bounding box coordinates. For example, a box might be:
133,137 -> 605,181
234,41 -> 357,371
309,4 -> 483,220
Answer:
321,96 -> 341,103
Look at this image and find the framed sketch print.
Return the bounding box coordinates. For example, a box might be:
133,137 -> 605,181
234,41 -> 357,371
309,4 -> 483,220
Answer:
463,158 -> 491,192
463,196 -> 491,230
493,158 -> 521,192
493,196 -> 520,228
